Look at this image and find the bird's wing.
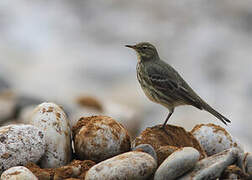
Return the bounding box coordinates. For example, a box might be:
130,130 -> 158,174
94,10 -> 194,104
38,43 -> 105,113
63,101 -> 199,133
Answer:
146,61 -> 203,109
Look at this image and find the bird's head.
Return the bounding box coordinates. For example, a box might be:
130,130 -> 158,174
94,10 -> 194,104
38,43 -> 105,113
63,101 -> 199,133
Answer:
125,42 -> 159,61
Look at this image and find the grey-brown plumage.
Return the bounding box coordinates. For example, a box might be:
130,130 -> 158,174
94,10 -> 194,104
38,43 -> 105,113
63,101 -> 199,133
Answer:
126,42 -> 230,133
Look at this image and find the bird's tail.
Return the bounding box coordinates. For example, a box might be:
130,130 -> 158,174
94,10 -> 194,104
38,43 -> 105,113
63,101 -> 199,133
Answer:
202,103 -> 231,125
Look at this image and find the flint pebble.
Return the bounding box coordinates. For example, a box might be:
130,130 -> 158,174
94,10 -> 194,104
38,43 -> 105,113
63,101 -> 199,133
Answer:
0,124 -> 45,173
191,123 -> 243,156
29,102 -> 72,168
132,144 -> 157,161
85,151 -> 157,180
179,148 -> 239,180
1,166 -> 38,180
73,116 -> 131,162
154,147 -> 200,180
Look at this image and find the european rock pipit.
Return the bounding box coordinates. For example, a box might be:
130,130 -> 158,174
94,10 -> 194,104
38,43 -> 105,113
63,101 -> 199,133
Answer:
126,42 -> 231,134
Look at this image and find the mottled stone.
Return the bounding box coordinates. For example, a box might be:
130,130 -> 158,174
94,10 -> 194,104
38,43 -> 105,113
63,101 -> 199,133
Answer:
1,166 -> 38,180
179,148 -> 239,180
191,123 -> 243,156
29,102 -> 72,168
73,116 -> 131,162
0,124 -> 45,173
133,124 -> 207,161
85,151 -> 157,180
154,147 -> 200,180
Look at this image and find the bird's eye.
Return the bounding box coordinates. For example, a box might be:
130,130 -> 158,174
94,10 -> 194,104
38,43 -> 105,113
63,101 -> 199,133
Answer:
142,46 -> 147,49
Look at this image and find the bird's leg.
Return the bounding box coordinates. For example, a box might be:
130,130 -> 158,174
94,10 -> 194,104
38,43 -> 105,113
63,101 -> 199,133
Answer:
162,108 -> 174,135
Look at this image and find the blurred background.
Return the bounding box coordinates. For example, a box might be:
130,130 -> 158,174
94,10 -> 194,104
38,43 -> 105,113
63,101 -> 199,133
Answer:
0,0 -> 252,150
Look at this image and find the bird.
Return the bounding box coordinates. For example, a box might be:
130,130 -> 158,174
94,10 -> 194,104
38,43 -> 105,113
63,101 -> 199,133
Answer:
125,42 -> 231,134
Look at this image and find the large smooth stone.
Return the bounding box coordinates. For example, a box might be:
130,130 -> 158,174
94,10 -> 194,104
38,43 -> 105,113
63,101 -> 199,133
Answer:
73,116 -> 131,162
85,151 -> 157,180
179,148 -> 239,180
1,166 -> 38,180
154,147 -> 200,180
0,124 -> 45,173
29,102 -> 72,168
191,123 -> 243,156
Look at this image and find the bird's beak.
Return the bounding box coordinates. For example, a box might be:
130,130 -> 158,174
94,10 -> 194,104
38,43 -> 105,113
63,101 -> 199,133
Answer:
125,45 -> 136,49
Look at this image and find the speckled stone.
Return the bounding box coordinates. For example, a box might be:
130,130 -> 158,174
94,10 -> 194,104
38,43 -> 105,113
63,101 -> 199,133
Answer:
0,124 -> 45,173
191,123 -> 243,156
85,151 -> 157,180
179,148 -> 240,180
72,116 -> 131,162
29,102 -> 72,168
154,147 -> 200,180
1,166 -> 38,180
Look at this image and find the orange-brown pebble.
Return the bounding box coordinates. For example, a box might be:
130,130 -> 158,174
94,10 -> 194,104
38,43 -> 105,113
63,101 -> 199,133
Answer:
134,124 -> 207,160
73,116 -> 131,162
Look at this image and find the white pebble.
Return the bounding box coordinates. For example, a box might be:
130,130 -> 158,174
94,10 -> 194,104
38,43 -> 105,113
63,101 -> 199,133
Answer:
191,123 -> 243,156
29,102 -> 72,168
0,124 -> 45,173
179,148 -> 239,180
1,166 -> 38,180
85,151 -> 157,180
154,147 -> 200,180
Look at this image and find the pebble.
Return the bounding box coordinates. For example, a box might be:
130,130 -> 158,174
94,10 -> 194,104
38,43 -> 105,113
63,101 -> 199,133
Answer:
73,115 -> 131,162
85,151 -> 157,180
191,123 -> 243,156
0,124 -> 45,173
154,147 -> 200,180
179,148 -> 239,180
28,102 -> 72,168
132,144 -> 157,161
133,124 -> 207,160
1,166 -> 38,180
156,145 -> 179,166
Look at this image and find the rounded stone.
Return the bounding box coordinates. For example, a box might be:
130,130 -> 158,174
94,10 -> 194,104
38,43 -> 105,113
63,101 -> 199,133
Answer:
132,144 -> 157,161
133,124 -> 207,160
156,145 -> 179,166
0,124 -> 45,173
72,116 -> 131,162
29,102 -> 72,168
179,148 -> 240,180
154,147 -> 200,180
191,123 -> 243,156
1,166 -> 38,180
85,151 -> 157,180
